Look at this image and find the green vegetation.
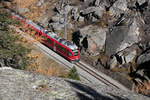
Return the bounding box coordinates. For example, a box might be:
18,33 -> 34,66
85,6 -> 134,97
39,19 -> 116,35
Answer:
0,9 -> 30,69
68,66 -> 80,80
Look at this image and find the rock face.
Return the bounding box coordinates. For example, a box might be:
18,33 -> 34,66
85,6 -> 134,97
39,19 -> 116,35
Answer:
0,67 -> 149,100
106,15 -> 143,56
81,6 -> 105,19
137,50 -> 150,65
79,25 -> 107,54
110,0 -> 128,16
109,44 -> 140,69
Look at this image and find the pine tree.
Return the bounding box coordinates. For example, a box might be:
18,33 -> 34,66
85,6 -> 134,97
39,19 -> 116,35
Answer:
68,66 -> 80,80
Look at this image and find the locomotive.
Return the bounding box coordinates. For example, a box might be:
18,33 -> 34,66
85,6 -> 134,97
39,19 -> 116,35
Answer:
11,13 -> 80,62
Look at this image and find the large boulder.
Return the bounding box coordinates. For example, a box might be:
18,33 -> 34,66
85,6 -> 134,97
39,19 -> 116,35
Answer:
80,6 -> 105,20
137,0 -> 147,5
49,22 -> 65,31
93,6 -> 105,19
38,16 -> 50,27
110,0 -> 128,16
116,17 -> 142,52
94,0 -> 101,6
106,26 -> 129,56
109,44 -> 139,69
71,7 -> 80,21
79,25 -> 107,54
48,2 -> 75,31
106,16 -> 144,56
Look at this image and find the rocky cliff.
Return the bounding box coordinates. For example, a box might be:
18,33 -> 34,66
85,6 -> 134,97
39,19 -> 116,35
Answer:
0,67 -> 149,100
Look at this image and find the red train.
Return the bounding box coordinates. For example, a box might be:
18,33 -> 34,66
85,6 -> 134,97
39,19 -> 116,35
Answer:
11,13 -> 80,62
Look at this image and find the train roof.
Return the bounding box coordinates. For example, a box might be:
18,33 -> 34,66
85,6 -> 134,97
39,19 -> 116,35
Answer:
46,32 -> 78,50
27,20 -> 45,31
12,13 -> 26,20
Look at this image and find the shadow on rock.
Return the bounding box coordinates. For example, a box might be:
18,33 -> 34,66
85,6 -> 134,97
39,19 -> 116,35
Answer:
66,80 -> 113,100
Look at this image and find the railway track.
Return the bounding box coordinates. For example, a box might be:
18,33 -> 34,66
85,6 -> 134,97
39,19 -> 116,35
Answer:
76,62 -> 118,88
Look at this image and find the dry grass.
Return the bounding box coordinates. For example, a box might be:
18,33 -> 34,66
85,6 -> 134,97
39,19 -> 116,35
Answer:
12,0 -> 58,21
34,66 -> 68,77
111,67 -> 128,72
25,5 -> 47,20
13,0 -> 38,8
98,53 -> 110,67
26,50 -> 68,77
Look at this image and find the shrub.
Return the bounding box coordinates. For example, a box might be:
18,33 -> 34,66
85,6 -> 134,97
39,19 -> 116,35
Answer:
68,66 -> 80,80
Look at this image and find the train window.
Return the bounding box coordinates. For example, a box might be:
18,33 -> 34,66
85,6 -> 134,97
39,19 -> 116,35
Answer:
56,44 -> 62,50
72,50 -> 78,56
56,44 -> 67,53
63,48 -> 67,53
41,35 -> 47,39
68,52 -> 72,56
44,30 -> 49,34
47,38 -> 52,44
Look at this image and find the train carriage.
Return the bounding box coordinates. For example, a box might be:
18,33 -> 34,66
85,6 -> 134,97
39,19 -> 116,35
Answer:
41,32 -> 80,62
12,13 -> 80,62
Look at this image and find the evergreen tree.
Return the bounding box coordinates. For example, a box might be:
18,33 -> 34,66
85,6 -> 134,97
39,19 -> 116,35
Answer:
68,66 -> 80,80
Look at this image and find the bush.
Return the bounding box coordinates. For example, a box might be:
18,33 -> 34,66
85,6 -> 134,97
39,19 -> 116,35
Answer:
68,66 -> 80,80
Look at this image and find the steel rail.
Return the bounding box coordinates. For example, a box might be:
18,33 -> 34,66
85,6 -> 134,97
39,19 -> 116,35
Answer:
76,62 -> 119,89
